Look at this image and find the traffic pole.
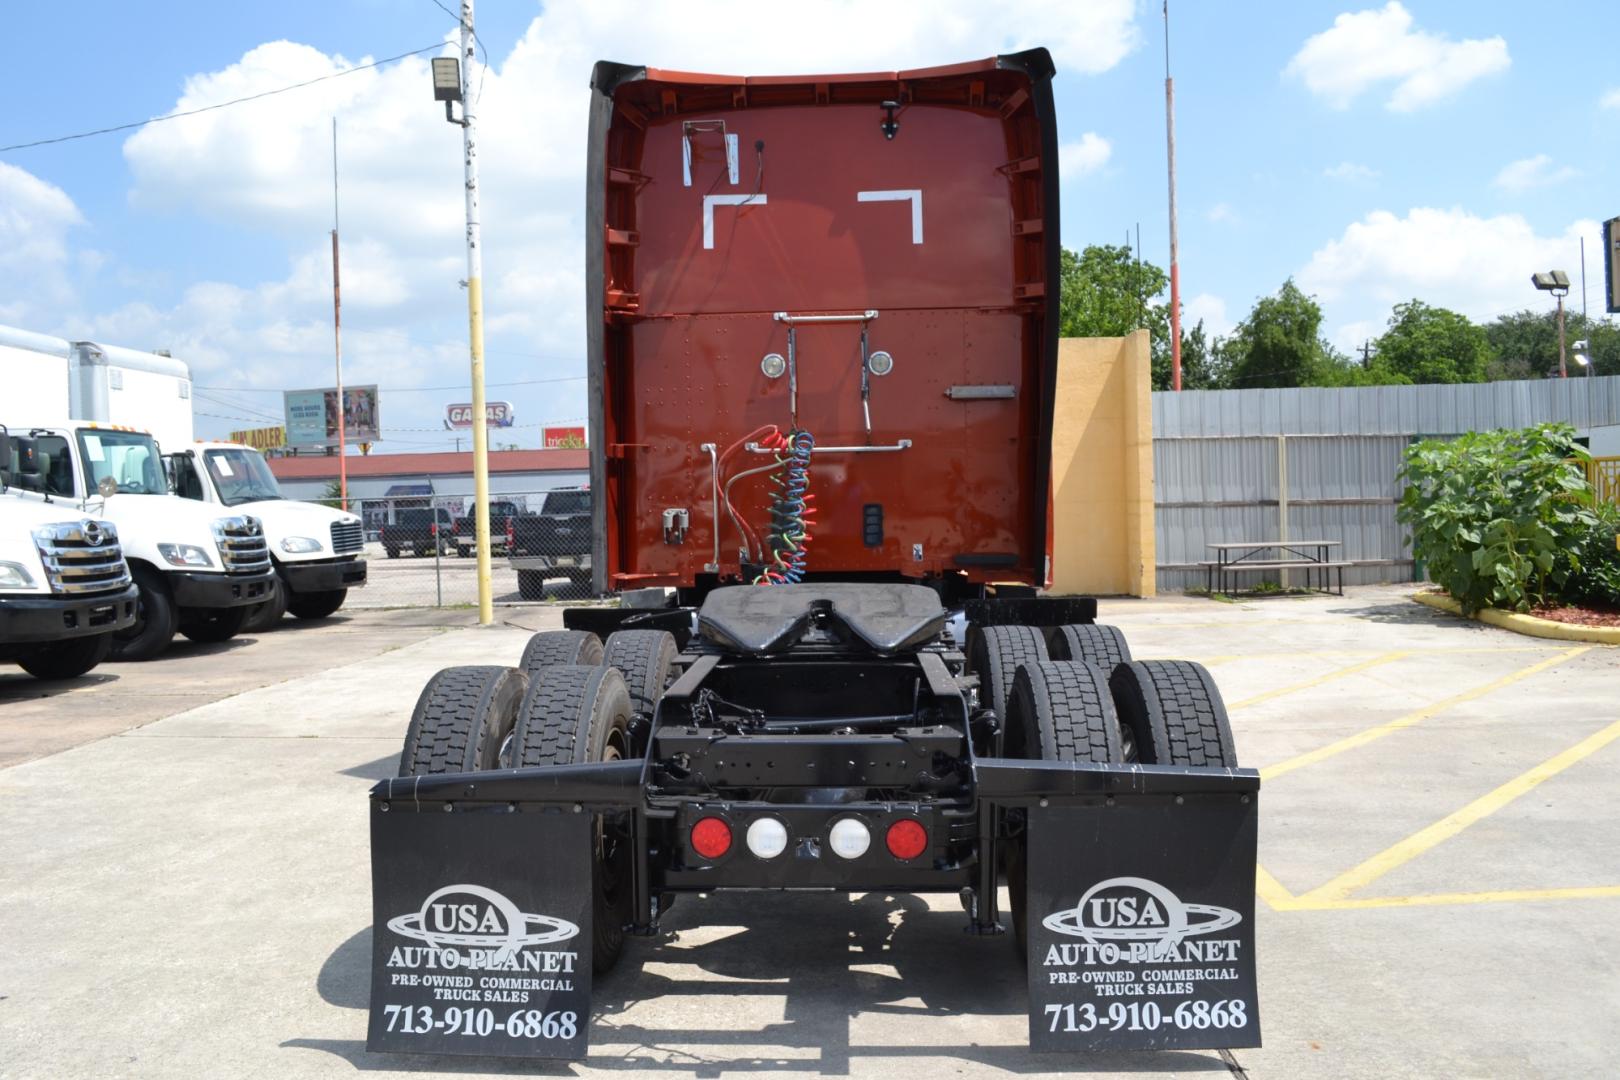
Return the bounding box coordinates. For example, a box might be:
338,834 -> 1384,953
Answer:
331,118 -> 349,509
460,0 -> 493,624
1164,1 -> 1182,391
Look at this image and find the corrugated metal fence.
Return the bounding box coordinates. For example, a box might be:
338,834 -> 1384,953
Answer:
1151,376 -> 1620,592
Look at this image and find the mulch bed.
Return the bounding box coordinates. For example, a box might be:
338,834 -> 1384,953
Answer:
1525,603 -> 1620,628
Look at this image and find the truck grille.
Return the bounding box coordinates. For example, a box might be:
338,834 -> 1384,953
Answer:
213,516 -> 271,574
330,519 -> 364,555
33,520 -> 134,597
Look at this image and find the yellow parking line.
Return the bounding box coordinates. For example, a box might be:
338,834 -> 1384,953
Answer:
1228,651 -> 1410,710
1255,864 -> 1303,911
1259,646 -> 1590,782
1300,885 -> 1620,910
1297,714 -> 1620,904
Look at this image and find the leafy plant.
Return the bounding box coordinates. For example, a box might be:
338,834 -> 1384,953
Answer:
1567,503 -> 1620,609
1397,424 -> 1598,615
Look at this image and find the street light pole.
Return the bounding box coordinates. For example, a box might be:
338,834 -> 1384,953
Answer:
458,0 -> 493,625
1164,1 -> 1182,391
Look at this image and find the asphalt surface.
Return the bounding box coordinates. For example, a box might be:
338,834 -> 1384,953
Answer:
350,546 -> 587,608
1,586 -> 1616,1079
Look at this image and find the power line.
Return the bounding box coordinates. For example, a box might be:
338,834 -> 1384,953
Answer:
195,374 -> 586,393
0,44 -> 441,153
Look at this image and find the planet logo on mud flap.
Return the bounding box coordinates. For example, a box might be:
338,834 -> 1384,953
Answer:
1043,876 -> 1241,948
387,884 -> 579,963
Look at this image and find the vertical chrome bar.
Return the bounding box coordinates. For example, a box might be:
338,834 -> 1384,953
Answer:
787,326 -> 798,426
859,321 -> 872,437
701,442 -> 720,573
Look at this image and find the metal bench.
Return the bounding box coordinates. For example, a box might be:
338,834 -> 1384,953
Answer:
1204,542 -> 1348,596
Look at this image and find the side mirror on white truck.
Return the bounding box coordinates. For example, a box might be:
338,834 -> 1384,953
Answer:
165,442 -> 366,630
0,427 -> 141,679
4,423 -> 276,660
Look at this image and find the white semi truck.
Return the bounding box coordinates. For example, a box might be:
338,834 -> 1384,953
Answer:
0,432 -> 140,679
166,441 -> 366,629
3,423 -> 274,659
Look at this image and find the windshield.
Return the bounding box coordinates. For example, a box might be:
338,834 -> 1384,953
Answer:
204,448 -> 283,506
79,429 -> 166,495
545,491 -> 590,514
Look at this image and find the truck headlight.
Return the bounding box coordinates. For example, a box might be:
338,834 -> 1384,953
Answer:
0,561 -> 37,589
280,536 -> 323,553
158,543 -> 214,568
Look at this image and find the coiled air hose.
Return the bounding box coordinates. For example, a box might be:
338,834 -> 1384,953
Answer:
755,428 -> 815,585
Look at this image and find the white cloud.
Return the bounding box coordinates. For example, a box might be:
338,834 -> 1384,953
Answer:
1600,87 -> 1620,110
1059,133 -> 1112,179
1207,203 -> 1238,225
1298,207 -> 1595,347
1285,2 -> 1509,111
1493,154 -> 1580,191
1183,293 -> 1232,337
0,162 -> 86,324
1323,161 -> 1380,183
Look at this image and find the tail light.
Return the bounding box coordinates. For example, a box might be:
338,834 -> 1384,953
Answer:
828,817 -> 871,860
690,816 -> 732,860
745,817 -> 788,860
506,518 -> 515,543
885,819 -> 928,861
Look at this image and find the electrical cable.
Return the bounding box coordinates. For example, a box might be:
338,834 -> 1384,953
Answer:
0,44 -> 443,153
755,429 -> 814,585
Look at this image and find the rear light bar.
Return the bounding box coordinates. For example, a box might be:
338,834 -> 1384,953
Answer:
686,813 -> 930,863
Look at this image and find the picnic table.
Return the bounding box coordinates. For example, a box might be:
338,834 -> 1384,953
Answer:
1203,540 -> 1348,596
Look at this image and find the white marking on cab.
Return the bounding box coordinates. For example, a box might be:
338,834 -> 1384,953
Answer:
857,189 -> 924,244
703,194 -> 767,249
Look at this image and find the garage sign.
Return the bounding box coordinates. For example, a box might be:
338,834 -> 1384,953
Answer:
367,806 -> 592,1058
1025,797 -> 1260,1052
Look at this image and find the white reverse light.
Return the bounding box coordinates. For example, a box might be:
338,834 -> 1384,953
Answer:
828,817 -> 871,860
746,817 -> 789,860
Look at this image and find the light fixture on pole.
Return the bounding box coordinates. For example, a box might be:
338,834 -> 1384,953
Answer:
430,7 -> 494,626
1531,270 -> 1571,378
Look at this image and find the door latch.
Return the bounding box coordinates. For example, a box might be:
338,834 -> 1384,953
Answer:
662,508 -> 689,545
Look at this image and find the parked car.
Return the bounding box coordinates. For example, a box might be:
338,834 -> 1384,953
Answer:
380,508 -> 454,558
452,499 -> 522,558
507,487 -> 592,598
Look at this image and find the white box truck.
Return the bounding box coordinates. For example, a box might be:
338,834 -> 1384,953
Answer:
166,441 -> 366,629
0,431 -> 140,679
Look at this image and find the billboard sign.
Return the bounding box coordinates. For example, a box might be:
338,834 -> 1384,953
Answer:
446,401 -> 516,428
284,386 -> 379,448
1605,217 -> 1620,314
227,426 -> 287,451
543,425 -> 586,449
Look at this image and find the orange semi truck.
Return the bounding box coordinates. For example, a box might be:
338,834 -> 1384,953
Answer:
367,49 -> 1261,1060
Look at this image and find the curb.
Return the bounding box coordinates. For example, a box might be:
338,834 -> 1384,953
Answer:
1411,591 -> 1620,645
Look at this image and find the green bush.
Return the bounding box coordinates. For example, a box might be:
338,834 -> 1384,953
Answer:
1567,503 -> 1620,609
1397,424 -> 1599,615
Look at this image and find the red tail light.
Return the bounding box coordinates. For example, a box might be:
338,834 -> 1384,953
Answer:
690,816 -> 732,860
885,819 -> 928,861
506,518 -> 515,542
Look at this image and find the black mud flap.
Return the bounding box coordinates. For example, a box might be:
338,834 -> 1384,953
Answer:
1023,780 -> 1259,1052
366,803 -> 594,1059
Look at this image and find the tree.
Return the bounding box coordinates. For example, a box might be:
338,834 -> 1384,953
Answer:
1177,320 -> 1234,390
1483,309 -> 1620,380
1222,280 -> 1331,388
1374,300 -> 1491,384
1058,244 -> 1174,388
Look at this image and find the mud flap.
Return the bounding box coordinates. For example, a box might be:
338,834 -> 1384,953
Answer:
1024,786 -> 1260,1052
366,803 -> 594,1059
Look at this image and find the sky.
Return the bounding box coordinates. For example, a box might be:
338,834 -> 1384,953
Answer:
3,1 -> 1617,451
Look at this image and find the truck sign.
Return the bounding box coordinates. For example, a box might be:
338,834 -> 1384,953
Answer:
446,401 -> 516,428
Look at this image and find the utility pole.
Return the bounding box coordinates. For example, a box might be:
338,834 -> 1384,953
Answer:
459,0 -> 493,625
1164,1 -> 1183,391
331,118 -> 348,510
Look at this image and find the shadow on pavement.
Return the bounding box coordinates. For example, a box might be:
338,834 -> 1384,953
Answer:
340,755 -> 400,782
0,670 -> 118,700
292,891 -> 1229,1076
1327,598 -> 1487,629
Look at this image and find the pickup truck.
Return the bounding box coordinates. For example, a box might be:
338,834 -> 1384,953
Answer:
506,487 -> 592,598
451,499 -> 521,558
380,507 -> 454,558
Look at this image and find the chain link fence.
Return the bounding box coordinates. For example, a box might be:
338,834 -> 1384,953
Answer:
342,489 -> 593,608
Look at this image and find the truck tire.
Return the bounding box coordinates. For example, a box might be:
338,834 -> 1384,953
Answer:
178,605 -> 250,643
110,566 -> 177,661
385,546 -> 400,559
517,570 -> 546,600
243,582 -> 289,632
1004,660 -> 1124,953
16,634 -> 112,680
519,630 -> 604,674
603,629 -> 678,717
1049,623 -> 1132,671
1110,660 -> 1238,767
397,665 -> 528,777
967,625 -> 1048,730
287,589 -> 347,620
510,665 -> 635,973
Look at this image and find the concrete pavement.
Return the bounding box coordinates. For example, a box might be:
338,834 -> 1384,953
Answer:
1,586 -> 1616,1079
